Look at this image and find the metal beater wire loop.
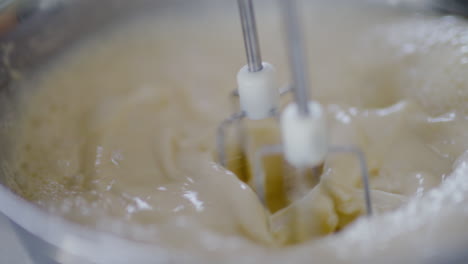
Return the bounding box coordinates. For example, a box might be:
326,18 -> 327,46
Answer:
216,111 -> 246,167
329,145 -> 373,216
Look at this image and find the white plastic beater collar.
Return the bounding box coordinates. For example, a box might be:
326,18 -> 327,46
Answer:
237,62 -> 280,120
281,101 -> 328,168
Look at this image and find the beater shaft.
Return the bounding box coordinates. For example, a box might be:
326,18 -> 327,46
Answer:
280,0 -> 310,117
238,0 -> 263,72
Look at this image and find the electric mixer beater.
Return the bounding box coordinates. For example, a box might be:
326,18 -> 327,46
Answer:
217,0 -> 372,216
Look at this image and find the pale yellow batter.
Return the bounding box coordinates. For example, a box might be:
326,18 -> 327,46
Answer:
4,1 -> 468,260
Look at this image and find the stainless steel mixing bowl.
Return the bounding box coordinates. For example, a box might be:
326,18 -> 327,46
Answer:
0,0 -> 467,263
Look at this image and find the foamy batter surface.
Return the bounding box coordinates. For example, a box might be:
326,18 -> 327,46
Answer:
5,2 -> 468,262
